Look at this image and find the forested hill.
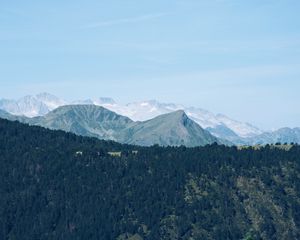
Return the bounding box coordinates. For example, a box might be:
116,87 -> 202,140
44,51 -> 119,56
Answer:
0,118 -> 300,240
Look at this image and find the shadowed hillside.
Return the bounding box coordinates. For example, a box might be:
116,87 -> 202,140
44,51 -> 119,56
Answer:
0,118 -> 299,240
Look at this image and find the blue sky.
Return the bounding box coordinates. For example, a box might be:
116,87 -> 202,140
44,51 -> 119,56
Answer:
0,0 -> 300,129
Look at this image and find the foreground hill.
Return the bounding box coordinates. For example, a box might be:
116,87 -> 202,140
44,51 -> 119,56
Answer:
0,118 -> 299,240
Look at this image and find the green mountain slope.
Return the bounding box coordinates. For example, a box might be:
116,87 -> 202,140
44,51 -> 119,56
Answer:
1,105 -> 221,147
0,118 -> 299,239
120,110 -> 220,146
30,105 -> 133,141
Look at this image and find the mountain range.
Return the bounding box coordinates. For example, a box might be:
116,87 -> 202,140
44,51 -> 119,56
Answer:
0,93 -> 261,136
245,127 -> 300,145
0,93 -> 299,146
0,105 -> 221,147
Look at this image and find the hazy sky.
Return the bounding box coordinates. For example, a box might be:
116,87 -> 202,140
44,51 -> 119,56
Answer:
0,0 -> 300,130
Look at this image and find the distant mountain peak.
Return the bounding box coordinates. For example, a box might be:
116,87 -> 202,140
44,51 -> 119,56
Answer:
95,97 -> 116,105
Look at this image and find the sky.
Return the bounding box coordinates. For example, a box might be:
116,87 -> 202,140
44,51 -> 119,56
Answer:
0,0 -> 300,130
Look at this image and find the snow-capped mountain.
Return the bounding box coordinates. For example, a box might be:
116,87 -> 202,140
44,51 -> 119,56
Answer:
0,93 -> 66,117
104,100 -> 262,138
213,114 -> 262,138
0,93 -> 262,138
124,100 -> 178,121
35,92 -> 67,110
0,95 -> 48,117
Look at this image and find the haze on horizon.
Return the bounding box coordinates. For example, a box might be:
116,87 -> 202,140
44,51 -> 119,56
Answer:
0,0 -> 299,130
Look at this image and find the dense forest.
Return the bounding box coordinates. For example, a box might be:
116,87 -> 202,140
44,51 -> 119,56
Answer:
0,118 -> 299,240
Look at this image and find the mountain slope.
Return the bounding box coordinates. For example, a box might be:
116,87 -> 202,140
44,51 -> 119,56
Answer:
0,105 -> 222,147
0,118 -> 299,240
120,110 -> 220,147
32,106 -> 221,147
30,105 -> 133,141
